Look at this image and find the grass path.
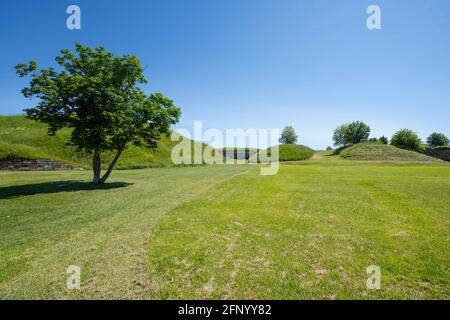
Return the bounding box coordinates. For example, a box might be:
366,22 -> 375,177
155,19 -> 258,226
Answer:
0,165 -> 248,299
311,153 -> 324,160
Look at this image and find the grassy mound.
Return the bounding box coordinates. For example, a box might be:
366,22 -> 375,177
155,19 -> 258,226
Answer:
0,115 -> 203,169
267,144 -> 314,161
340,143 -> 441,161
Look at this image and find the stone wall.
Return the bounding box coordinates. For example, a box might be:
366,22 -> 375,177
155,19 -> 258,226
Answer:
0,158 -> 72,170
223,149 -> 258,160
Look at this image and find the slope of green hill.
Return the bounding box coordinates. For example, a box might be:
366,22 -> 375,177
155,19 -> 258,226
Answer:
340,143 -> 441,162
267,144 -> 315,161
0,115 -> 203,169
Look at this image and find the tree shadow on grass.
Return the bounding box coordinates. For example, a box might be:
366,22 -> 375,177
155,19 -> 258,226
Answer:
0,180 -> 132,200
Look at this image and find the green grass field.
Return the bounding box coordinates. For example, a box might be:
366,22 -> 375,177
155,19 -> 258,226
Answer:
1,159 -> 449,299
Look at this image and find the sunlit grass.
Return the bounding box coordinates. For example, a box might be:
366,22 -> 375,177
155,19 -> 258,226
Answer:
148,162 -> 450,299
0,161 -> 449,299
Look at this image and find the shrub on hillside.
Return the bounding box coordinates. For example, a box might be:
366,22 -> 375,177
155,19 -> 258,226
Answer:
379,136 -> 389,145
391,129 -> 422,151
426,132 -> 449,147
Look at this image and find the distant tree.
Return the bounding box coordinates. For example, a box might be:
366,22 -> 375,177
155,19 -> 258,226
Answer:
426,132 -> 449,147
379,136 -> 389,145
369,138 -> 378,143
333,121 -> 371,146
391,129 -> 422,151
326,146 -> 333,151
280,126 -> 298,144
344,121 -> 371,145
332,125 -> 347,147
16,43 -> 181,184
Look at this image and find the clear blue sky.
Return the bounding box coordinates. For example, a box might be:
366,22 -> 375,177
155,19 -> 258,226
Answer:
0,0 -> 449,149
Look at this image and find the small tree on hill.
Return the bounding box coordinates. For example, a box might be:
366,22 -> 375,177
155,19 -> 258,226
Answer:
426,132 -> 449,147
391,129 -> 422,151
345,121 -> 370,145
16,44 -> 181,184
280,126 -> 298,144
379,136 -> 389,145
332,125 -> 347,147
333,121 -> 370,146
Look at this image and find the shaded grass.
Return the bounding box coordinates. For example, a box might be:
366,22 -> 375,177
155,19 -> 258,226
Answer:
0,180 -> 131,199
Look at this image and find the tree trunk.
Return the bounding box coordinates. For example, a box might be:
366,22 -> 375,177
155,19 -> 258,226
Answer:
92,150 -> 101,184
99,146 -> 124,184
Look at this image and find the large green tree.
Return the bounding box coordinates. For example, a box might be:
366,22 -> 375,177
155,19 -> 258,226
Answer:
16,44 -> 181,184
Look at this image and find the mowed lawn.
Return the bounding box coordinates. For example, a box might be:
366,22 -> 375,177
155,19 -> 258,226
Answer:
1,162 -> 449,299
147,162 -> 450,299
0,165 -> 249,299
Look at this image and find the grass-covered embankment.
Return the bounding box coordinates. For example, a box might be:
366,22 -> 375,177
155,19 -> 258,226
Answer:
0,115 -> 203,169
268,144 -> 315,161
340,143 -> 440,162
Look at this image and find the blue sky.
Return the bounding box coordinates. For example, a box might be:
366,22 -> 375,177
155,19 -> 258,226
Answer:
0,0 -> 449,149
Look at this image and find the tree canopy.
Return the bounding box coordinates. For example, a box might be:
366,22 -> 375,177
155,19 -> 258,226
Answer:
426,132 -> 449,147
333,121 -> 370,147
16,44 -> 181,183
279,126 -> 298,144
391,129 -> 422,151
